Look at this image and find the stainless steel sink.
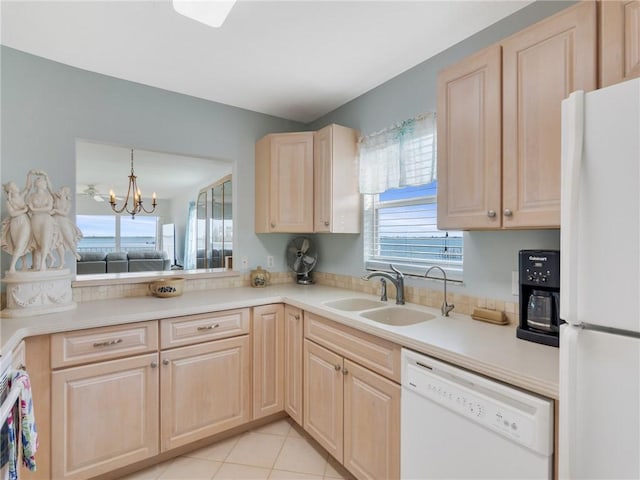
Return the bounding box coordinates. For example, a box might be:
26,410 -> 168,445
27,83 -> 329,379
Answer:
360,306 -> 436,326
323,297 -> 386,311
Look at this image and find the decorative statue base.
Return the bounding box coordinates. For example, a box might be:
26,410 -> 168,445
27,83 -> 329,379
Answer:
2,269 -> 76,317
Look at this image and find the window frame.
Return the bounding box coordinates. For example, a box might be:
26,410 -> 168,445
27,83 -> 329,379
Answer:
363,188 -> 463,282
76,214 -> 160,253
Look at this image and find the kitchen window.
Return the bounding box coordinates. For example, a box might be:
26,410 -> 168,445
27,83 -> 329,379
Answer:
359,113 -> 463,279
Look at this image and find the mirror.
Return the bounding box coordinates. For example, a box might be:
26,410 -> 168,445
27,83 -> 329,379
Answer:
75,139 -> 233,277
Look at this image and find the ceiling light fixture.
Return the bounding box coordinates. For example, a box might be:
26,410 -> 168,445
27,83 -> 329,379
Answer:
109,149 -> 157,219
172,0 -> 237,28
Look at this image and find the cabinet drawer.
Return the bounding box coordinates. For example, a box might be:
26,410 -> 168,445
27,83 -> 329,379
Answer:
160,308 -> 250,349
304,312 -> 401,383
51,321 -> 159,369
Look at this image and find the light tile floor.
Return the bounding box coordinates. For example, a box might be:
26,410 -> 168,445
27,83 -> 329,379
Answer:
121,419 -> 354,480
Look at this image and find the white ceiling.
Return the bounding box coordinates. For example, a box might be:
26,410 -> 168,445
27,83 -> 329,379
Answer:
76,140 -> 232,201
1,0 -> 533,123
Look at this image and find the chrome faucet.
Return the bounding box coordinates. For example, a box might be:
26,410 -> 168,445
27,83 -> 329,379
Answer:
424,266 -> 454,316
362,264 -> 405,305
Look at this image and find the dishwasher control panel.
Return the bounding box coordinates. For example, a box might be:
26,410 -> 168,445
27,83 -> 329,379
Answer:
402,349 -> 554,456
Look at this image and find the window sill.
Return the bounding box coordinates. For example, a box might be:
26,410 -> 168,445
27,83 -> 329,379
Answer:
365,260 -> 463,284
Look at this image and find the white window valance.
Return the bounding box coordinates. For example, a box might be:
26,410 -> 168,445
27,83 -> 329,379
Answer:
358,113 -> 437,194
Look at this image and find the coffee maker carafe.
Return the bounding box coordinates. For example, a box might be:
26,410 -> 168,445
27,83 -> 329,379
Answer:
517,250 -> 561,347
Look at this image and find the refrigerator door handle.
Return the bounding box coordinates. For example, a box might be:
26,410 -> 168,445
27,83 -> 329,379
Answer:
560,90 -> 585,324
559,324 -> 579,480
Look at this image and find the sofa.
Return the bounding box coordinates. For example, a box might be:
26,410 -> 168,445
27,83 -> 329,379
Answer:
77,250 -> 170,274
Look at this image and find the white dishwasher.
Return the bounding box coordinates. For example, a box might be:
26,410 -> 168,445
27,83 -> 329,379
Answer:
401,349 -> 554,479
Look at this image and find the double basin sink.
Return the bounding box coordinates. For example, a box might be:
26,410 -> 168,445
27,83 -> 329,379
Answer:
323,297 -> 436,326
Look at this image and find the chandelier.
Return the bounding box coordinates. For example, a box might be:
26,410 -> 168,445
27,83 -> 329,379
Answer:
109,149 -> 157,219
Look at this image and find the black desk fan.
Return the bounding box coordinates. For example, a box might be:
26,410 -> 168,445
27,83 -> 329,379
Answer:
286,236 -> 317,285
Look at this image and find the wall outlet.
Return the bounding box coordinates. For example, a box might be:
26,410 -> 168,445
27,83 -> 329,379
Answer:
512,271 -> 519,296
266,256 -> 274,268
241,256 -> 248,270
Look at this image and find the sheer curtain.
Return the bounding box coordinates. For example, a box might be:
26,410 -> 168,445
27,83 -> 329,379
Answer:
358,113 -> 437,194
183,201 -> 196,270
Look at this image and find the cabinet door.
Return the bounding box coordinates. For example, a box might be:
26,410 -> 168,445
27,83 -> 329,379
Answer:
314,125 -> 361,234
51,353 -> 159,480
255,132 -> 313,233
160,335 -> 251,451
284,305 -> 304,425
600,0 -> 640,87
253,304 -> 284,419
502,1 -> 596,228
314,125 -> 333,233
303,340 -> 344,462
343,360 -> 400,480
437,45 -> 502,230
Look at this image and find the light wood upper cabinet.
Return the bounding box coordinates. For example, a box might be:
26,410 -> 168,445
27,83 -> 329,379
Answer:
438,1 -> 596,230
314,124 -> 361,233
600,0 -> 640,87
51,353 -> 160,480
160,335 -> 251,451
343,359 -> 400,480
253,304 -> 284,420
284,305 -> 304,426
502,0 -> 597,228
437,45 -> 502,230
304,339 -> 344,462
255,132 -> 314,233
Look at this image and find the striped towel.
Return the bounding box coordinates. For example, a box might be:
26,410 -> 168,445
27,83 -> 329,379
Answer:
7,370 -> 38,479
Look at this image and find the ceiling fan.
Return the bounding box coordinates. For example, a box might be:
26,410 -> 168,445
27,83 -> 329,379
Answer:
81,184 -> 121,203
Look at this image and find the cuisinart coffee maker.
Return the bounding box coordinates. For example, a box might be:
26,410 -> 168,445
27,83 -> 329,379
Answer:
517,250 -> 561,347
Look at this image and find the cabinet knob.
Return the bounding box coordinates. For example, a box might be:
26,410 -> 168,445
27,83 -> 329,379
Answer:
294,314 -> 300,320
162,359 -> 169,366
334,364 -> 341,371
324,221 -> 330,226
150,361 -> 158,368
342,368 -> 349,376
504,208 -> 513,217
487,210 -> 496,218
270,222 -> 276,228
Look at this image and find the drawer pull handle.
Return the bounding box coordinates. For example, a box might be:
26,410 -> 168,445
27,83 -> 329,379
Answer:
197,324 -> 220,331
93,338 -> 123,348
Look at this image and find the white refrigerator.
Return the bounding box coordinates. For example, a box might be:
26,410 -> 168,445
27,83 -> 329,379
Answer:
560,78 -> 640,479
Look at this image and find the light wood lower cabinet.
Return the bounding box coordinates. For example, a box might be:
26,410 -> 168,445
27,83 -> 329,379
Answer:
304,332 -> 400,480
253,304 -> 284,419
284,305 -> 304,425
160,335 -> 251,451
51,353 -> 160,480
304,340 -> 344,462
343,359 -> 400,480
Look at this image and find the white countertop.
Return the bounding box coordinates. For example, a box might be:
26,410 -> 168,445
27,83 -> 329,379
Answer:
0,284 -> 559,399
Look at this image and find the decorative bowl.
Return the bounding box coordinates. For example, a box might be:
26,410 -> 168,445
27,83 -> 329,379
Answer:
148,277 -> 185,298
